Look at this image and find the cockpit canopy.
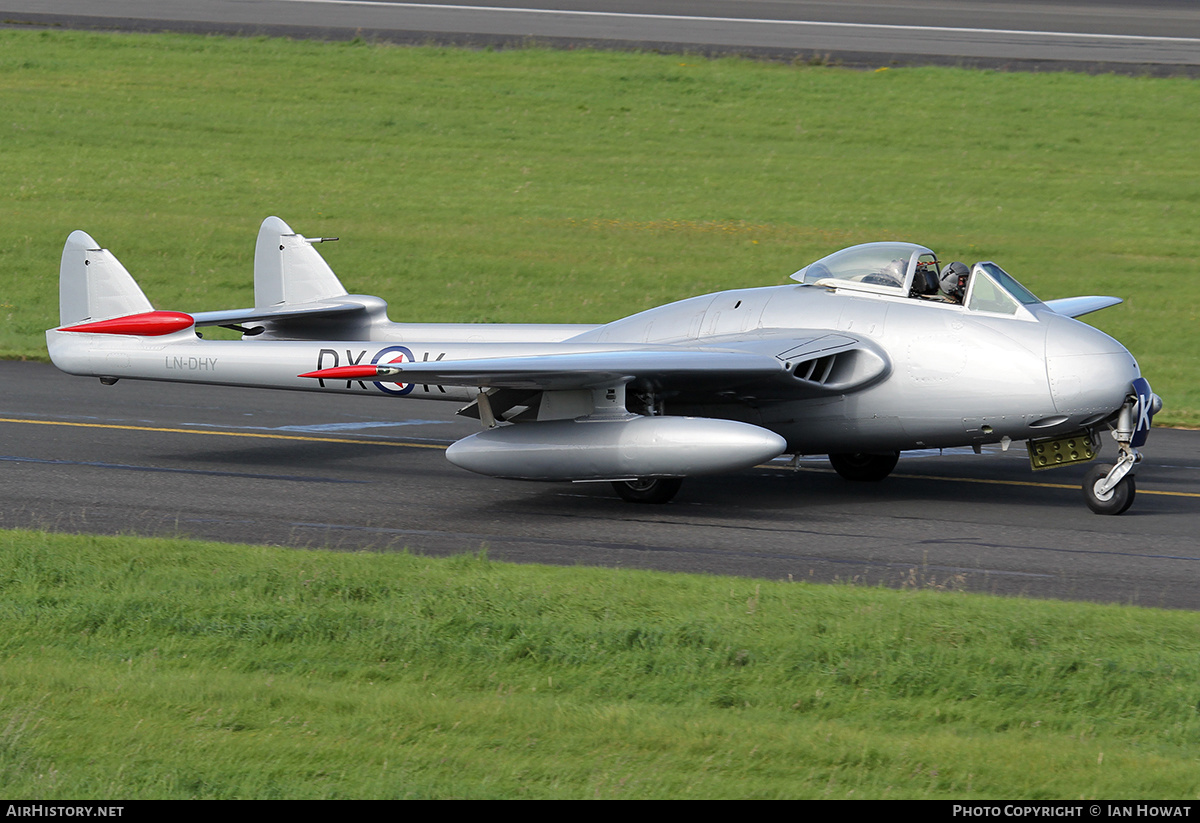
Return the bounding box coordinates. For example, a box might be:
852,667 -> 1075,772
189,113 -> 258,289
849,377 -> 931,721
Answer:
790,242 -> 1042,317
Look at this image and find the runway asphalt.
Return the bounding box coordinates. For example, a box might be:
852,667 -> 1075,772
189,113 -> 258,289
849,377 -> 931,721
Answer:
4,361 -> 1198,609
3,1 -> 1199,73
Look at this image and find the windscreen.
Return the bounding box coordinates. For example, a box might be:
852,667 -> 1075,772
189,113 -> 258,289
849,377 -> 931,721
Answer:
966,263 -> 1041,315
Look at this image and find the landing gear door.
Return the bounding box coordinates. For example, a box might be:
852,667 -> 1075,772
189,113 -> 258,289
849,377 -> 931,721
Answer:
1130,376 -> 1156,448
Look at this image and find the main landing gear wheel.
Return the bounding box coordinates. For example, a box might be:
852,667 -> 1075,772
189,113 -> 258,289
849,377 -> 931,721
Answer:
828,451 -> 900,482
611,478 -> 683,504
1083,463 -> 1136,515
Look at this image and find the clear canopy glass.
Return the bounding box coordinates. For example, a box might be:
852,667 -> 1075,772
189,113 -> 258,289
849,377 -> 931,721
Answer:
792,243 -> 1042,315
791,242 -> 939,296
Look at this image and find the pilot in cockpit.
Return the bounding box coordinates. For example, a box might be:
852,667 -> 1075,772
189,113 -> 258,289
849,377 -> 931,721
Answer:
939,261 -> 970,304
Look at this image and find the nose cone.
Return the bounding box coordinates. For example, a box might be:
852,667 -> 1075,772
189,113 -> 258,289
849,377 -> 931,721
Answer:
1045,314 -> 1139,417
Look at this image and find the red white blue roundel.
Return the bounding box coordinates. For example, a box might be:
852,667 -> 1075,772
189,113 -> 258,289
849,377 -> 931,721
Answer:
371,346 -> 415,395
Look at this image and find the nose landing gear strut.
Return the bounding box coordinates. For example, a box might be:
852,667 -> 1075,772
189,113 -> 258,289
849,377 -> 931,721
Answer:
1083,378 -> 1161,515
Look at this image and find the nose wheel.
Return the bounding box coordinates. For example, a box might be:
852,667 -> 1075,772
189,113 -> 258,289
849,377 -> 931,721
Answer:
1083,462 -> 1136,515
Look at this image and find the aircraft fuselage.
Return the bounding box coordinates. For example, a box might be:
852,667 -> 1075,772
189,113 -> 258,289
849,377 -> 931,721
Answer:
47,280 -> 1138,456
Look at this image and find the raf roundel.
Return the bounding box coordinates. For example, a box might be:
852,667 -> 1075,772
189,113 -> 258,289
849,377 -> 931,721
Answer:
371,345 -> 415,395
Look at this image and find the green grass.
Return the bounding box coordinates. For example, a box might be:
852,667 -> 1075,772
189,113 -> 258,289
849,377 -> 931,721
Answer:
2,528 -> 1200,799
2,30 -> 1199,422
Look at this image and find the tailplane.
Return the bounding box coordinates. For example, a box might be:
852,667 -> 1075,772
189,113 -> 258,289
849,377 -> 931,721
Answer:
54,218 -> 376,345
59,230 -> 153,326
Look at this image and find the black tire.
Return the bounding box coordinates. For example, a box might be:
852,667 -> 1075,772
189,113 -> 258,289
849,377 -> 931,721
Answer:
828,451 -> 900,482
1083,463 -> 1136,515
611,478 -> 683,504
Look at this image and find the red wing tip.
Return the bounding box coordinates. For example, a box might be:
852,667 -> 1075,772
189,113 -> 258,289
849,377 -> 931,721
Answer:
59,311 -> 195,336
299,365 -> 383,379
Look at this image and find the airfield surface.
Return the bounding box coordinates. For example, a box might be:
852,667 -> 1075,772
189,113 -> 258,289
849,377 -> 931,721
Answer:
4,361 -> 1198,609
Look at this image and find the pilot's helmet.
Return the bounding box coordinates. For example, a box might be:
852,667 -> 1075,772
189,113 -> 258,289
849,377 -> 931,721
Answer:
941,261 -> 970,299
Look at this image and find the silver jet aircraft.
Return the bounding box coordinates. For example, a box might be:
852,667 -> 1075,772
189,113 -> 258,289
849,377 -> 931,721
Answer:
47,217 -> 1161,514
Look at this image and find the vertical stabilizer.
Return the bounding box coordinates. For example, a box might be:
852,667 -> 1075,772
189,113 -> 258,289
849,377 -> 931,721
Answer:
59,230 -> 154,326
254,216 -> 348,308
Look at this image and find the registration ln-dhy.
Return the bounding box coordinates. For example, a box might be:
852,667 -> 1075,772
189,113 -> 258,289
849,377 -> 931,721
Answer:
47,217 -> 1160,513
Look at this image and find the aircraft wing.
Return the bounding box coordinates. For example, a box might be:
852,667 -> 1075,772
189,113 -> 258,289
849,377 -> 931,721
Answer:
301,348 -> 790,391
300,329 -> 890,402
1043,296 -> 1123,318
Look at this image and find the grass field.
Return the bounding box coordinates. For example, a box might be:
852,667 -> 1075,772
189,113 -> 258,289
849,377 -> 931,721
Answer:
2,529 -> 1200,799
1,29 -> 1198,423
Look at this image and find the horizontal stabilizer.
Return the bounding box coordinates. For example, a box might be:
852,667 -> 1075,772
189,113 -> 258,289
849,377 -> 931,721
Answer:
1043,296 -> 1123,318
190,300 -> 369,328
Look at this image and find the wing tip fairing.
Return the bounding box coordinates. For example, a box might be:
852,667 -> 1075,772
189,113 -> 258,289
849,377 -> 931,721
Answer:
58,311 -> 195,336
298,364 -> 385,380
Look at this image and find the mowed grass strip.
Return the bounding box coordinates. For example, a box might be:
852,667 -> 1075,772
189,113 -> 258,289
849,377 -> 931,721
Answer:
1,30 -> 1198,423
1,529 -> 1200,799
